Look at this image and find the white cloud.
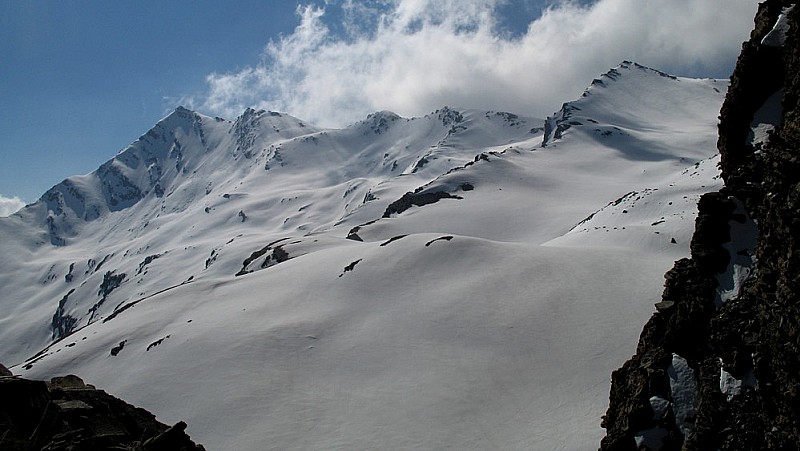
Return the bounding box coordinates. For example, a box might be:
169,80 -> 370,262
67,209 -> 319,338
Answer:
194,0 -> 757,127
0,194 -> 26,217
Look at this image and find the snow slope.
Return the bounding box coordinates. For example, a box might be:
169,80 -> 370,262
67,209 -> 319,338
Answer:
1,62 -> 726,450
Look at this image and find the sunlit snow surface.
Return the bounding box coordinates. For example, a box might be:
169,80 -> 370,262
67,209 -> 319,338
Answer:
1,63 -> 727,450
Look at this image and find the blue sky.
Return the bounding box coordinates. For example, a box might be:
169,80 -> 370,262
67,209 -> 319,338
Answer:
1,0 -> 758,212
1,0 -> 299,206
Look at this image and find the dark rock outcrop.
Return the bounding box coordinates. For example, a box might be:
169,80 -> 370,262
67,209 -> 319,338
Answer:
601,2 -> 800,449
382,190 -> 463,217
51,289 -> 77,340
235,237 -> 292,276
0,373 -> 204,450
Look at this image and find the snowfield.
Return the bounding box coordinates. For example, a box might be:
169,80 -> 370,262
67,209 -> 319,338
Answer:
1,62 -> 726,450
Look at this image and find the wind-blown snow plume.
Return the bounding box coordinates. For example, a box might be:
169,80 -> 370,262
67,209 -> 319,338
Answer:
0,194 -> 25,217
195,0 -> 756,126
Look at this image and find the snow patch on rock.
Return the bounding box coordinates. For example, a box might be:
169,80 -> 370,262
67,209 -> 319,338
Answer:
668,353 -> 697,437
715,197 -> 757,306
762,6 -> 795,47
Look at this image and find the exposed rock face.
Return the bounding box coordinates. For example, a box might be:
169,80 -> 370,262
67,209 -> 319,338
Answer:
601,1 -> 800,449
382,190 -> 462,217
0,373 -> 204,450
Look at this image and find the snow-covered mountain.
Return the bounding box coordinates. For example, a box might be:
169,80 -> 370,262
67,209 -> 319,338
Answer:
1,61 -> 727,449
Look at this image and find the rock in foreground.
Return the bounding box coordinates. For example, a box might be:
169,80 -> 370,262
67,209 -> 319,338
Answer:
0,370 -> 204,451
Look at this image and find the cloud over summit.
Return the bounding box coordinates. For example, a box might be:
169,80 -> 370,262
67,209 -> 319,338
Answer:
0,194 -> 26,217
194,0 -> 757,127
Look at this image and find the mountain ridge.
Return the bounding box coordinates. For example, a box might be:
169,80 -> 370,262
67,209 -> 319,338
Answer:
2,61 -> 729,450
6,61 -> 716,239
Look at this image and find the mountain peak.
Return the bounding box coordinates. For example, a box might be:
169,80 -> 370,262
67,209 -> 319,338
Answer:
590,61 -> 678,88
174,105 -> 193,114
152,105 -> 204,131
357,110 -> 403,135
543,60 -> 725,147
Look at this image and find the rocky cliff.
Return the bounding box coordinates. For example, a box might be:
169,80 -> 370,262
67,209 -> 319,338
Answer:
0,368 -> 204,450
600,1 -> 800,449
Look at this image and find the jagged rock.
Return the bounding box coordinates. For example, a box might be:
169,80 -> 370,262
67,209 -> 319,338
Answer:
360,111 -> 400,135
110,340 -> 126,356
601,1 -> 800,449
48,374 -> 87,390
98,270 -> 126,299
0,374 -> 204,450
339,259 -> 362,277
235,238 -> 292,276
689,192 -> 737,274
142,421 -> 196,450
382,190 -> 463,217
51,289 -> 77,340
137,253 -> 163,275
